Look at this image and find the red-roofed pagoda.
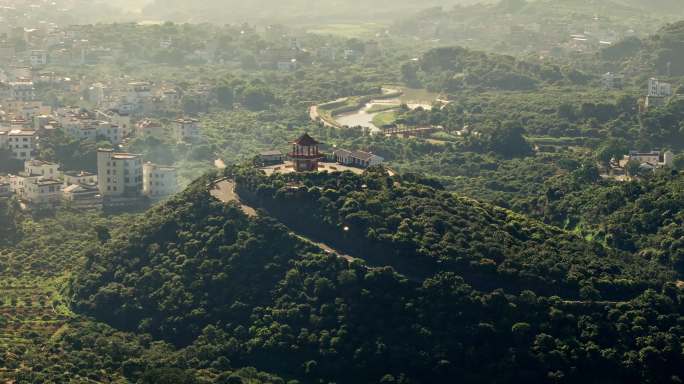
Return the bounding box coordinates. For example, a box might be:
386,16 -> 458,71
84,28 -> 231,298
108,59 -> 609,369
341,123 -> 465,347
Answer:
289,133 -> 324,172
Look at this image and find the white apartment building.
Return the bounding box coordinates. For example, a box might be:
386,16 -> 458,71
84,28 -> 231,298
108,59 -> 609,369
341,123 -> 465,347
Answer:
97,148 -> 143,197
648,78 -> 673,98
143,162 -> 178,199
173,118 -> 201,142
3,130 -> 37,160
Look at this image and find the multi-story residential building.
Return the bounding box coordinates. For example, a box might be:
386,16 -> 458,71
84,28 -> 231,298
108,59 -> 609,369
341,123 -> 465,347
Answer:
24,160 -> 60,179
3,129 -> 37,160
143,162 -> 178,199
97,148 -> 143,197
96,122 -> 123,144
63,170 -> 98,187
96,109 -> 132,138
126,82 -> 152,105
29,50 -> 48,67
173,118 -> 201,142
23,178 -> 62,205
8,80 -> 35,101
648,78 -> 672,97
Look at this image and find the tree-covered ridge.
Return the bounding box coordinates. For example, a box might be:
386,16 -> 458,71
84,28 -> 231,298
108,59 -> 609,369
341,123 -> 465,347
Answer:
68,173 -> 684,384
233,168 -> 673,299
543,171 -> 684,268
603,20 -> 684,76
402,46 -> 591,91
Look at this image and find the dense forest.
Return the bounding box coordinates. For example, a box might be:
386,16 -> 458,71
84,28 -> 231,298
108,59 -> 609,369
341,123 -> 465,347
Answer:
65,170 -> 684,384
602,20 -> 684,76
401,46 -> 591,91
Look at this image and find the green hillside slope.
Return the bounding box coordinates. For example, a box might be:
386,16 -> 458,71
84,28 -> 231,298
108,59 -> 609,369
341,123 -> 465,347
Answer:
68,170 -> 684,383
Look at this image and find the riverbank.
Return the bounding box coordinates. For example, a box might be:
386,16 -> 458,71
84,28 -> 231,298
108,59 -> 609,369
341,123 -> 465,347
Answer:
311,86 -> 441,134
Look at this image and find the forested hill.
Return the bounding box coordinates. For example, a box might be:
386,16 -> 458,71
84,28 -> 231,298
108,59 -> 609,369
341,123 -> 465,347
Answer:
401,46 -> 591,92
69,168 -> 684,383
233,167 -> 673,298
601,20 -> 684,77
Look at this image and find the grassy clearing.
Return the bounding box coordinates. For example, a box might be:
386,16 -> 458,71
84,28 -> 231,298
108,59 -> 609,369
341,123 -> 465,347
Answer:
372,111 -> 398,127
367,104 -> 400,113
384,85 -> 442,104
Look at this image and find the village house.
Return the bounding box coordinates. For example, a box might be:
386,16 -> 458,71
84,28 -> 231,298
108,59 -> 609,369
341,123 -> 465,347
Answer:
258,150 -> 284,165
96,109 -> 132,138
22,178 -> 62,206
332,149 -> 384,168
6,160 -> 62,207
619,150 -> 675,171
173,118 -> 202,142
63,183 -> 102,210
56,108 -> 123,144
63,170 -> 98,187
143,162 -> 178,199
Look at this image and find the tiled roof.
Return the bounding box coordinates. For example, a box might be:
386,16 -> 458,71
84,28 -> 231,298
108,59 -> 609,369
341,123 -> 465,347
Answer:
293,133 -> 319,146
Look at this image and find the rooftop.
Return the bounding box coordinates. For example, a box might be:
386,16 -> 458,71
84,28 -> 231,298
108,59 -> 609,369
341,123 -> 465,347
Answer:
25,159 -> 57,166
9,129 -> 36,136
64,170 -> 96,177
293,132 -> 319,146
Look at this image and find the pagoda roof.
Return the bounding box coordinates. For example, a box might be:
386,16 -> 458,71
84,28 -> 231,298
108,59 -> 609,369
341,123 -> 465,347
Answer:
293,132 -> 319,146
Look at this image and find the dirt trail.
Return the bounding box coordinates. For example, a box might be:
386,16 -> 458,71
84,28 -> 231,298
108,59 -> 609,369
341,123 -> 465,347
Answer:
211,179 -> 357,263
210,179 -> 256,217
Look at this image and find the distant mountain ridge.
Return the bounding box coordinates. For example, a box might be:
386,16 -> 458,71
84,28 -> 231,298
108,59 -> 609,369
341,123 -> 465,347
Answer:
141,0 -> 483,24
